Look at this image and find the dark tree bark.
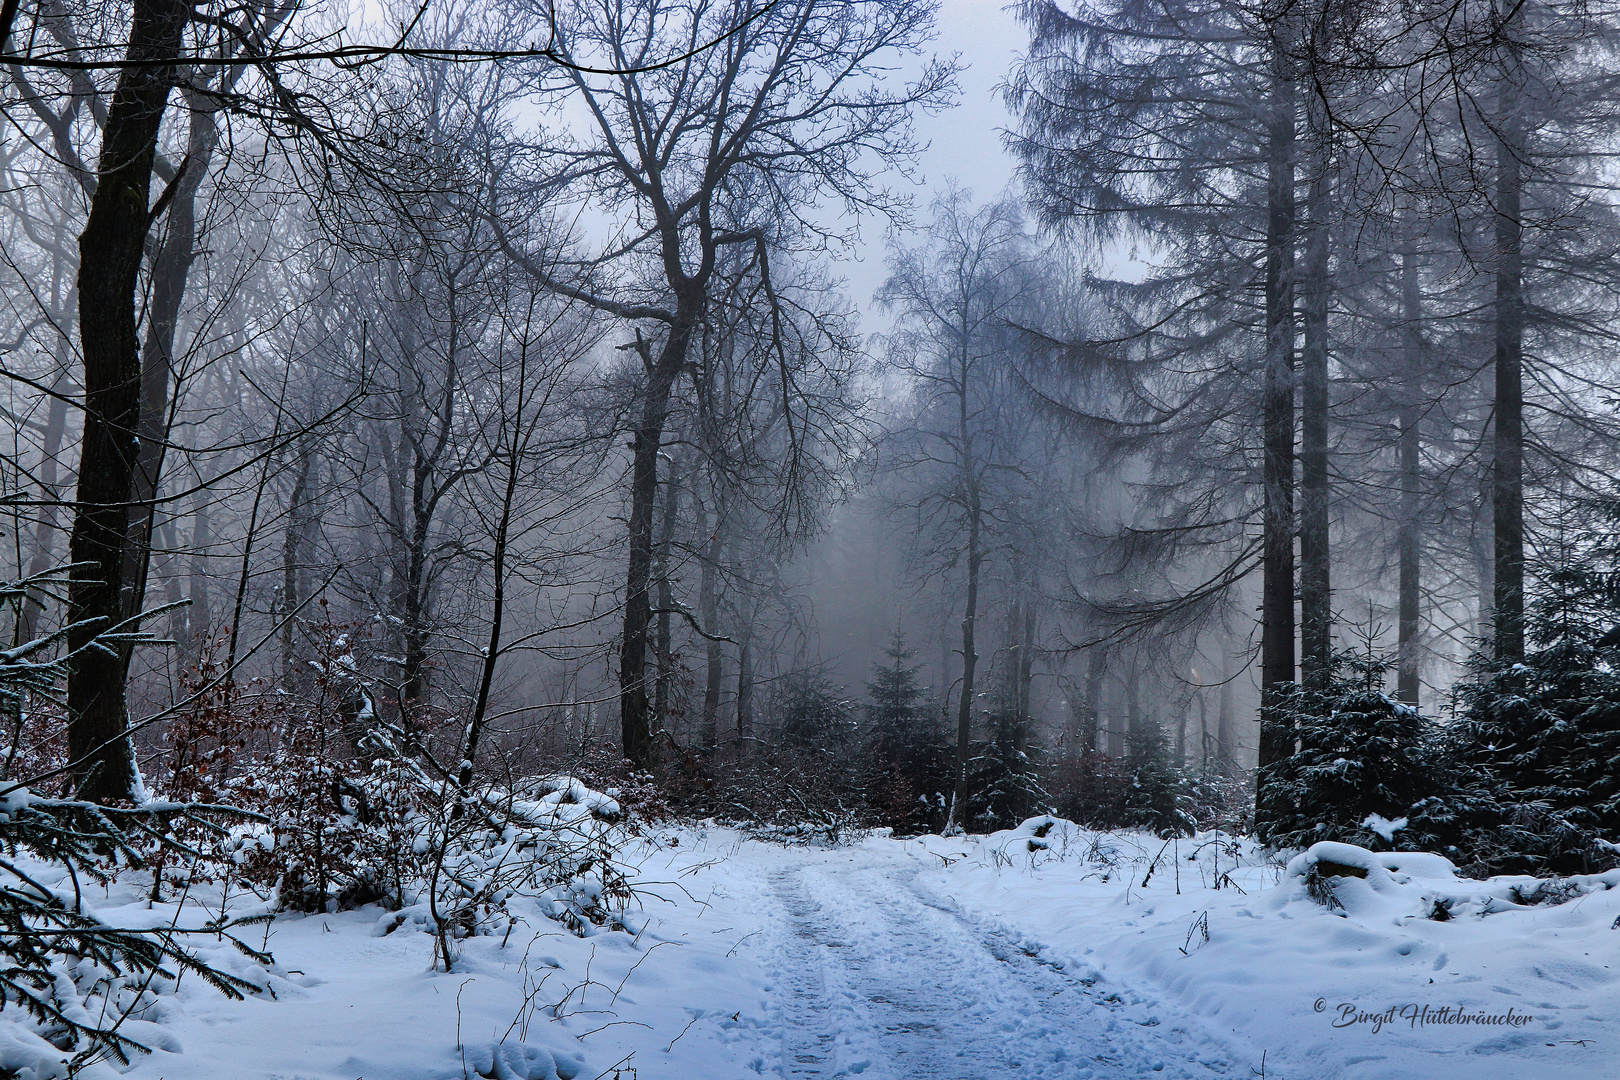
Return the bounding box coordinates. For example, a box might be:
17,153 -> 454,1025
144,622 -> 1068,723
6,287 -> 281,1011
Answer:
390,268 -> 474,712
1474,474 -> 1494,645
66,0 -> 190,802
1014,596 -> 1035,759
1081,647 -> 1105,754
458,399 -> 524,801
698,497 -> 724,755
184,493 -> 211,666
121,88 -> 215,628
652,464 -> 680,730
1298,164 -> 1331,693
1196,688 -> 1209,767
159,516 -> 185,656
734,616 -> 754,754
949,470 -> 983,830
1125,661 -> 1141,744
1105,669 -> 1125,757
18,383 -> 70,645
279,439 -> 316,688
1216,660 -> 1235,767
0,0 -> 22,53
620,305 -> 701,766
400,439 -> 436,707
1257,61 -> 1298,783
1397,234 -> 1424,704
1492,75 -> 1525,662
1067,694 -> 1096,756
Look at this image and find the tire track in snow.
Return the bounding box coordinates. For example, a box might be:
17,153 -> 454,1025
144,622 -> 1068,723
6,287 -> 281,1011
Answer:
764,849 -> 1237,1079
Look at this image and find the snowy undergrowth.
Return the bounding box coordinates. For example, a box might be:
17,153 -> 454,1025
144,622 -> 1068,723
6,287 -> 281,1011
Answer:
103,825 -> 782,1080
0,780 -> 782,1080
19,811 -> 1619,1079
907,817 -> 1620,1080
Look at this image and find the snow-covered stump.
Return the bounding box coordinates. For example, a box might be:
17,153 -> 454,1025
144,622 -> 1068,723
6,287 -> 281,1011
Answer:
1287,839 -> 1620,920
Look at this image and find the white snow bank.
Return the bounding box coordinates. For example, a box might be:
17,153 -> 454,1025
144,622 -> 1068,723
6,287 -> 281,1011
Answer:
914,820 -> 1620,1080
103,828 -> 779,1080
1288,839 -> 1620,920
984,814 -> 1061,857
464,1041 -> 586,1080
0,1021 -> 114,1080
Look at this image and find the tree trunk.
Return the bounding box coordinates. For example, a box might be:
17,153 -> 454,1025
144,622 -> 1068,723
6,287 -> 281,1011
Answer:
1196,689 -> 1209,768
735,618 -> 754,755
458,359 -> 531,801
122,88 -> 215,628
1082,647 -> 1104,754
18,382 -> 70,645
1298,163 -> 1330,693
280,440 -> 315,689
652,466 -> 679,730
698,498 -> 723,755
159,516 -> 184,659
1216,654 -> 1235,768
185,494 -> 211,666
1475,475 -> 1494,646
1493,73 -> 1525,662
1066,694 -> 1094,756
1125,662 -> 1141,748
400,512 -> 429,707
1257,59 -> 1298,789
395,275 -> 466,715
1105,670 -> 1125,757
621,307 -> 699,767
949,481 -> 983,830
1397,233 -> 1424,704
1014,597 -> 1034,759
66,0 -> 190,802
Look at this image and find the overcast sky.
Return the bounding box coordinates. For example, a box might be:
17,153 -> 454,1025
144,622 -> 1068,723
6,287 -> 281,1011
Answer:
462,0 -> 1034,334
833,0 -> 1028,325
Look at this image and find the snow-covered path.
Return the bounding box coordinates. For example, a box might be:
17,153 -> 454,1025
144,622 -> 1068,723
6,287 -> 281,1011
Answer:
757,847 -> 1238,1080
92,823 -> 1615,1079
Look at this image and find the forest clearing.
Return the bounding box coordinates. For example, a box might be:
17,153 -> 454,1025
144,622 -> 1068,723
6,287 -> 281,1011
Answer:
2,0 -> 1620,1075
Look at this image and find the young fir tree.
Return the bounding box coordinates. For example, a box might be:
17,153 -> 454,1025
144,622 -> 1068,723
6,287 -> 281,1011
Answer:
1256,641 -> 1442,852
1455,515 -> 1620,872
862,633 -> 951,831
1117,727 -> 1195,838
965,705 -> 1051,832
776,672 -> 858,752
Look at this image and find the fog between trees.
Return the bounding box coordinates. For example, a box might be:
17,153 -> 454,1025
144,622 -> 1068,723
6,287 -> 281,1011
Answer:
4,0 -> 1620,839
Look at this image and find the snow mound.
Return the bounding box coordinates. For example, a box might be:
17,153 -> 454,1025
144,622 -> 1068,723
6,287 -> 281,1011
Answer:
507,775 -> 622,824
0,1021 -> 105,1080
464,1041 -> 586,1080
985,814 -> 1060,856
1286,840 -> 1620,919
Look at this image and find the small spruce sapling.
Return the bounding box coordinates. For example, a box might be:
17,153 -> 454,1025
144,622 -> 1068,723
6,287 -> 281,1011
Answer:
1256,626 -> 1442,851
1453,510 -> 1620,872
862,632 -> 951,831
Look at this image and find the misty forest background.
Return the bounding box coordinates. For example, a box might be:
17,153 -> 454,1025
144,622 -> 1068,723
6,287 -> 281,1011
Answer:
7,0 -> 1620,878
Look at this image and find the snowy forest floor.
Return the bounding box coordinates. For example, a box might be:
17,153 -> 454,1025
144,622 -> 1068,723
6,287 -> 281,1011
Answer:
84,822 -> 1620,1080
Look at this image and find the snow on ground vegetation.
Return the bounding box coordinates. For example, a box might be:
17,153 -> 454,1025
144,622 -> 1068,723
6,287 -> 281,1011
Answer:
913,816 -> 1620,1080
5,809 -> 1617,1079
